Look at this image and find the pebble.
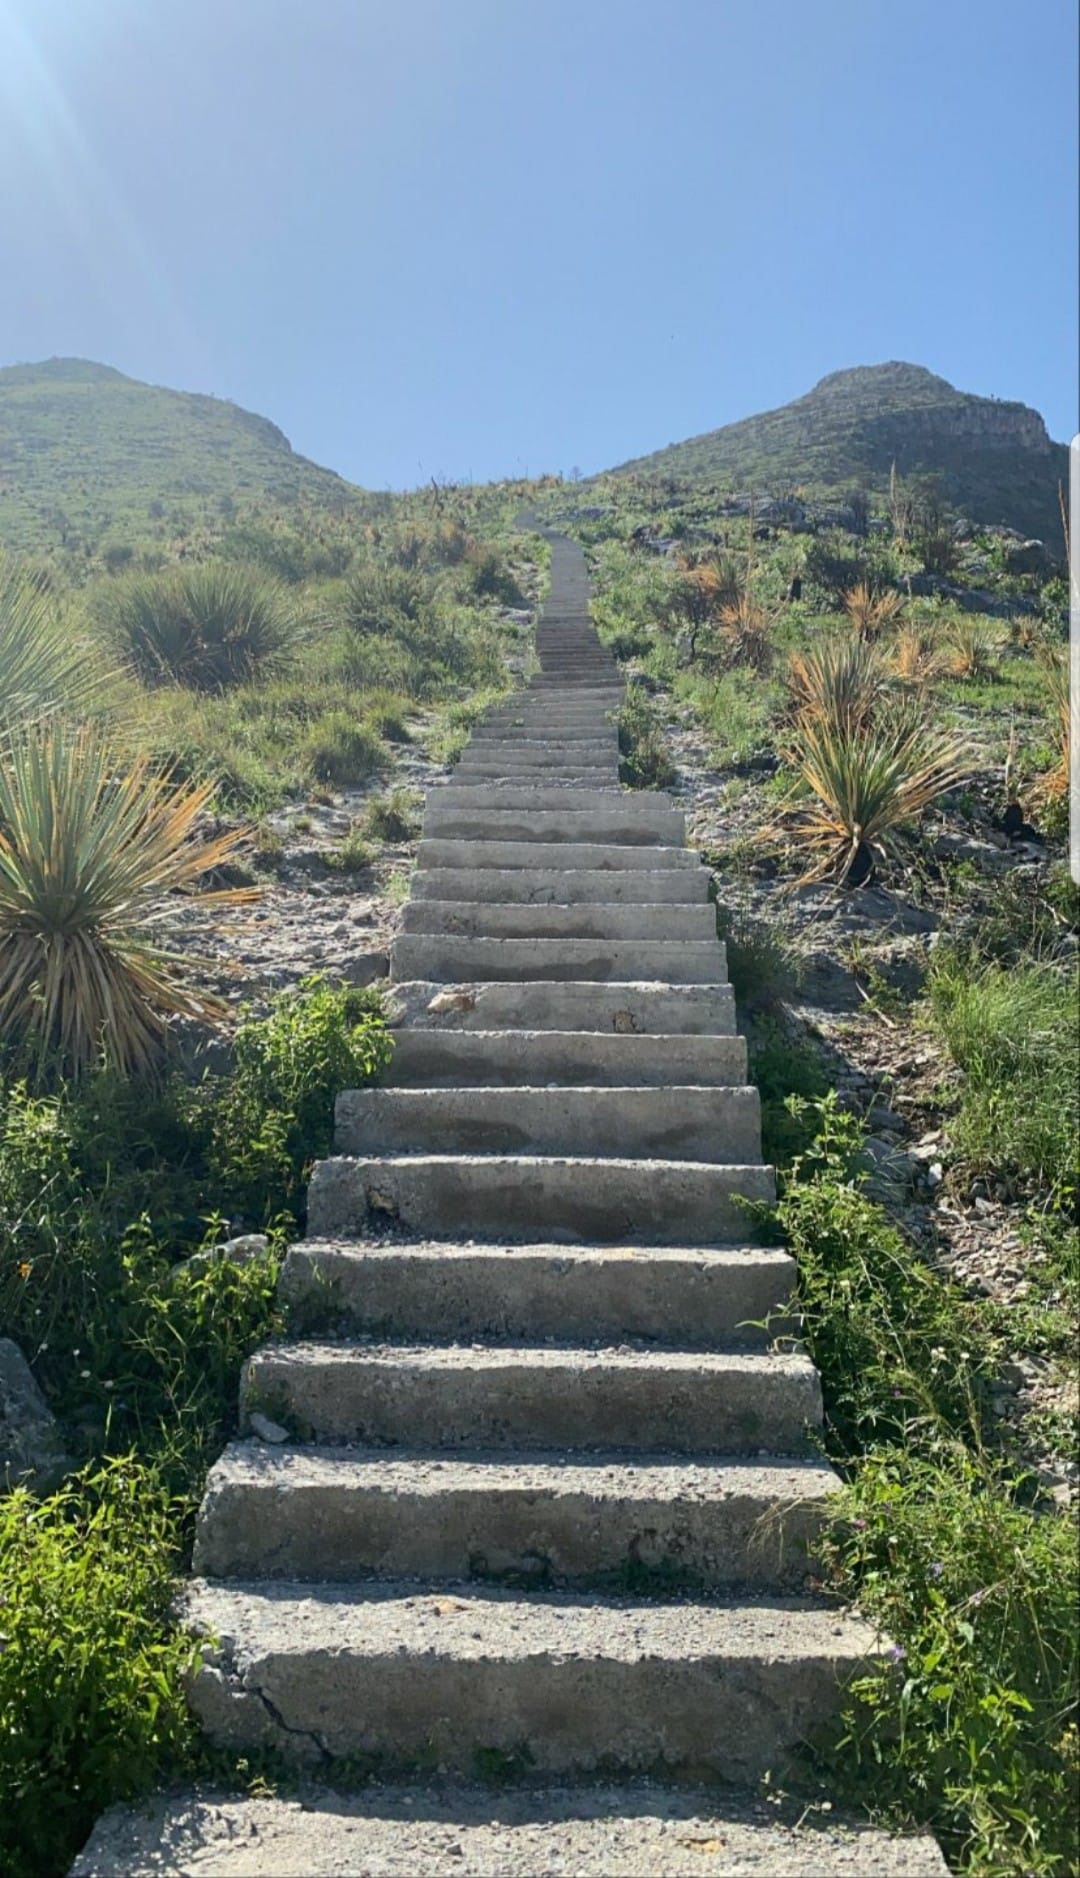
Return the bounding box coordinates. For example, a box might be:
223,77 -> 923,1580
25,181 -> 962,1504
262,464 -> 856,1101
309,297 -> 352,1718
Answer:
249,1413 -> 290,1445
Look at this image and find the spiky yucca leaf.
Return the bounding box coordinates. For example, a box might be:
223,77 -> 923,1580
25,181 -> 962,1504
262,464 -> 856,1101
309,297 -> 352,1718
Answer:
945,618 -> 1003,681
774,709 -> 971,885
0,555 -> 98,731
716,594 -> 774,673
786,637 -> 885,731
890,626 -> 945,689
101,562 -> 302,692
841,581 -> 906,641
1033,642 -> 1073,800
0,721 -> 257,1078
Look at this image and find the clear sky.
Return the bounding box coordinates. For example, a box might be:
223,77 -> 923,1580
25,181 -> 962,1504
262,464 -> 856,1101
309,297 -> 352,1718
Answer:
1,0 -> 1077,488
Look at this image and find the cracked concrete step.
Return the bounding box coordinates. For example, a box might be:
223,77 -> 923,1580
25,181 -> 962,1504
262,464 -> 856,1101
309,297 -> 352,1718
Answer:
279,1241 -> 793,1345
384,1028 -> 747,1087
420,806 -> 685,845
333,1085 -> 763,1164
390,935 -> 725,984
183,1580 -> 876,1782
306,1153 -> 774,1244
416,839 -> 702,870
386,979 -> 736,1032
193,1444 -> 837,1590
400,899 -> 716,940
71,1784 -> 950,1878
240,1343 -> 816,1454
409,867 -> 708,903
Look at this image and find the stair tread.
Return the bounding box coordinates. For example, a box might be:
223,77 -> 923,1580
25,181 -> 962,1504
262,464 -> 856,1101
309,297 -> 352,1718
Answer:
185,1577 -> 877,1660
71,1784 -> 949,1877
248,1341 -> 813,1374
207,1440 -> 840,1496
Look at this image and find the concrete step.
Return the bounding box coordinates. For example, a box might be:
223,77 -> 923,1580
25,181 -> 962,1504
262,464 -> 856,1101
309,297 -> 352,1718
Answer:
387,978 -> 735,1033
241,1342 -> 818,1454
384,1028 -> 746,1087
428,786 -> 641,811
452,759 -> 617,779
409,867 -> 708,903
472,725 -> 617,742
416,839 -> 702,872
420,807 -> 684,846
306,1153 -> 775,1247
194,1443 -> 837,1590
390,935 -> 725,984
400,900 -> 716,940
334,1085 -> 762,1164
72,1783 -> 949,1876
280,1240 -> 793,1346
183,1579 -> 875,1781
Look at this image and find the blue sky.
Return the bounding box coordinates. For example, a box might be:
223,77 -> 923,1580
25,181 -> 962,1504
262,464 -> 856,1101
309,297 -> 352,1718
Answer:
1,0 -> 1076,488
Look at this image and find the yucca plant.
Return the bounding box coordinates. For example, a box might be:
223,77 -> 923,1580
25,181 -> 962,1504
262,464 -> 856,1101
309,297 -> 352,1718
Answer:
100,562 -> 302,692
715,593 -> 774,673
890,626 -> 945,690
0,555 -> 99,732
773,708 -> 971,886
786,637 -> 885,732
1033,642 -> 1073,801
841,581 -> 906,642
0,720 -> 256,1079
945,618 -> 1003,682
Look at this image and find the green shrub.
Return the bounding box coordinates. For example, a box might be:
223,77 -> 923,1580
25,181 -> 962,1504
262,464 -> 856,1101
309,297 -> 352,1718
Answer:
618,688 -> 675,789
0,981 -> 390,1455
301,711 -> 387,785
0,1462 -> 195,1878
775,1099 -> 1078,1875
99,562 -> 302,691
926,954 -> 1078,1205
361,786 -> 421,843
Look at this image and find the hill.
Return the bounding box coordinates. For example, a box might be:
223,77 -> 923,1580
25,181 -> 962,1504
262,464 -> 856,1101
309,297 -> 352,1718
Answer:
0,357 -> 369,558
607,362 -> 1069,545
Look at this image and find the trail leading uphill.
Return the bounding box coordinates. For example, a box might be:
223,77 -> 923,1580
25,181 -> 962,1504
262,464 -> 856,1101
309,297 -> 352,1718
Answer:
75,535 -> 945,1876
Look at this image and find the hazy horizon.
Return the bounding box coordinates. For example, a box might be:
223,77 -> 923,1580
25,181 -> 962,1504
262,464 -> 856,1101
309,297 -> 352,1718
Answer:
2,0 -> 1076,488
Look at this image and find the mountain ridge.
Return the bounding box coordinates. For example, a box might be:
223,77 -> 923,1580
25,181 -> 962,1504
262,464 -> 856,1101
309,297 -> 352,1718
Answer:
0,356 -> 365,557
605,361 -> 1067,543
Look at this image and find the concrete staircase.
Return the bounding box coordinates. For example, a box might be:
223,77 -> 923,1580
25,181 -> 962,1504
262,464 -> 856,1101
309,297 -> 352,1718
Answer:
75,536 -> 945,1875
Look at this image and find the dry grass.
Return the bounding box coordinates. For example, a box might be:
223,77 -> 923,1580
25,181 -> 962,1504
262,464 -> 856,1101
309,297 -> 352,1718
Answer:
842,581 -> 906,642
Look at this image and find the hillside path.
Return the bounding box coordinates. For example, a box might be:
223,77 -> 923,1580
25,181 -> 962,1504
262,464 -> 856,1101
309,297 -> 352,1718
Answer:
74,534 -> 945,1876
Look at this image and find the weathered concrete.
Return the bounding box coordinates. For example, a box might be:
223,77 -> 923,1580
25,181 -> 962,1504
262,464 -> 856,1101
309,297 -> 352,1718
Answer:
305,1153 -> 775,1245
279,1241 -> 794,1346
73,1786 -> 949,1877
401,899 -> 717,939
409,866 -> 709,903
420,805 -> 685,846
184,1579 -> 876,1781
241,1343 -> 820,1454
391,935 -> 726,984
383,1026 -> 747,1086
417,838 -> 703,870
334,1084 -> 762,1163
194,1443 -> 837,1589
385,979 -> 737,1032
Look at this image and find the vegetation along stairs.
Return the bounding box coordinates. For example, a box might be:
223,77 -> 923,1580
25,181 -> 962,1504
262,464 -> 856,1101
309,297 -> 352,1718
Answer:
76,535 -> 946,1874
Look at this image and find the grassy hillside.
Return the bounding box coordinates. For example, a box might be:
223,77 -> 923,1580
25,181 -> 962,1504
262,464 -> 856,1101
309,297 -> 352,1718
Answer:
607,363 -> 1069,546
0,357 -> 374,561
